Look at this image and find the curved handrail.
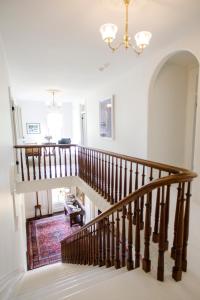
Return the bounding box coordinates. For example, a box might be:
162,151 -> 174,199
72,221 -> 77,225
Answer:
78,146 -> 190,174
14,144 -> 197,281
62,170 -> 197,243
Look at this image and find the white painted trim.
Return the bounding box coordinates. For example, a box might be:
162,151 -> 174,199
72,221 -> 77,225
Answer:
15,176 -> 111,214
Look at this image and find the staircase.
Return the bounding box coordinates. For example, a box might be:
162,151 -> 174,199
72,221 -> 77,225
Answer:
14,145 -> 197,283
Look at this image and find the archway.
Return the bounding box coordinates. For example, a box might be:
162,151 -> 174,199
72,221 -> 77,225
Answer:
148,51 -> 199,169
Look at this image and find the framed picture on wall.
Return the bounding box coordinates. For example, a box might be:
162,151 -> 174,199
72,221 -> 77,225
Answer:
99,96 -> 114,139
26,123 -> 41,134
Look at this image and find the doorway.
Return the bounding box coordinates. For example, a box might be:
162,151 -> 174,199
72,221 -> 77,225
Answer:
148,51 -> 199,169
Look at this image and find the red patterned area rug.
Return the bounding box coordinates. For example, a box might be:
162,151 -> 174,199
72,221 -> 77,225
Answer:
27,214 -> 80,270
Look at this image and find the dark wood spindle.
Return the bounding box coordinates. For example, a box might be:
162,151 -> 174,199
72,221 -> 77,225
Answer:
129,162 -> 133,194
121,205 -> 126,267
98,152 -> 102,194
171,183 -> 182,259
69,147 -> 72,176
102,219 -> 106,265
157,186 -> 166,281
119,158 -> 122,200
140,166 -> 147,229
172,183 -> 185,281
64,148 -> 67,176
95,224 -> 99,266
111,213 -> 115,266
75,146 -> 78,176
182,182 -> 191,272
133,163 -> 139,224
32,148 -> 36,180
48,147 -> 52,178
142,193 -> 151,273
107,155 -> 111,202
43,148 -> 47,179
98,220 -> 103,267
153,170 -> 162,243
25,151 -> 30,181
101,153 -> 104,197
110,156 -> 114,204
123,160 -> 127,198
54,147 -> 57,178
59,147 -> 62,177
104,154 -> 107,199
106,217 -> 111,268
127,202 -> 134,270
135,198 -> 141,268
115,210 -> 121,269
164,183 -> 171,250
115,157 -> 119,203
38,149 -> 41,179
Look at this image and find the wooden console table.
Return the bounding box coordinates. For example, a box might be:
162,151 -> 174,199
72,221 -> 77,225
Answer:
64,198 -> 85,227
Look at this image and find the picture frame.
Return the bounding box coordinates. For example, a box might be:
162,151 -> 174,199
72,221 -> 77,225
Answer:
26,123 -> 41,134
99,96 -> 114,139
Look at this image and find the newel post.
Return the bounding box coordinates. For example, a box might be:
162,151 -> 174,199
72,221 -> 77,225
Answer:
182,181 -> 191,272
172,183 -> 185,281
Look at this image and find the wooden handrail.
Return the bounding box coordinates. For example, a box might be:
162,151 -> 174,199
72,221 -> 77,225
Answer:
59,145 -> 196,283
14,144 -> 77,148
14,144 -> 197,282
78,146 -> 189,174
61,171 -> 196,242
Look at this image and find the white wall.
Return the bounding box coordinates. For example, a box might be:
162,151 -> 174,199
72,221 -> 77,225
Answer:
0,38 -> 26,297
85,26 -> 200,203
18,101 -> 73,144
84,195 -> 99,224
24,190 -> 52,219
184,67 -> 199,169
86,67 -> 149,158
148,63 -> 188,167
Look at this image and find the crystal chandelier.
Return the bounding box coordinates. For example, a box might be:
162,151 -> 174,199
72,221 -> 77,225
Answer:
100,0 -> 152,54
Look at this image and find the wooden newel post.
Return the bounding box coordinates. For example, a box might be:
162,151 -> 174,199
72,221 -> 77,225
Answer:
157,186 -> 166,281
98,220 -> 103,267
182,181 -> 191,272
142,193 -> 151,273
172,183 -> 185,281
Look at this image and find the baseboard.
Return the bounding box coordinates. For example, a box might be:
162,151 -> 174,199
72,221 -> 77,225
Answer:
0,269 -> 24,300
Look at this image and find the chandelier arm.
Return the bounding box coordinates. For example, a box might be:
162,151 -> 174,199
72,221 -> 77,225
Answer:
108,41 -> 124,52
128,42 -> 143,55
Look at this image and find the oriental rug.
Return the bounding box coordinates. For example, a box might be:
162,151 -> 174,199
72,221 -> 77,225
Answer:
27,214 -> 80,270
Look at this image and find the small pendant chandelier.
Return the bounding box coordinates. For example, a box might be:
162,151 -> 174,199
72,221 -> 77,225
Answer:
46,89 -> 62,111
100,0 -> 152,54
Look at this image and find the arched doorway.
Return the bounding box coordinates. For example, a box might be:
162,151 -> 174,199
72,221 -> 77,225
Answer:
148,51 -> 199,169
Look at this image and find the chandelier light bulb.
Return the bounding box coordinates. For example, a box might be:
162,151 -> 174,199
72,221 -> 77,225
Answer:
134,31 -> 152,50
99,0 -> 152,54
100,23 -> 118,43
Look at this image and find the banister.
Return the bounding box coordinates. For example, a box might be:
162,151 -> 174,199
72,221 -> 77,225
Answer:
14,144 -> 197,282
61,171 -> 197,242
14,144 -> 78,148
14,143 -> 193,174
78,146 -> 187,174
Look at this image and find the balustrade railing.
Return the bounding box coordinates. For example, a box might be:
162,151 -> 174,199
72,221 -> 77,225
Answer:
14,144 -> 197,281
14,144 -> 78,181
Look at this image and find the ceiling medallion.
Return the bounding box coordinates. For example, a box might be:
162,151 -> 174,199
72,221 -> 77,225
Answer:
100,0 -> 152,54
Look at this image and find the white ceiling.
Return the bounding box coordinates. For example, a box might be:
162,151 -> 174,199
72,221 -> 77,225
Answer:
0,0 -> 199,103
